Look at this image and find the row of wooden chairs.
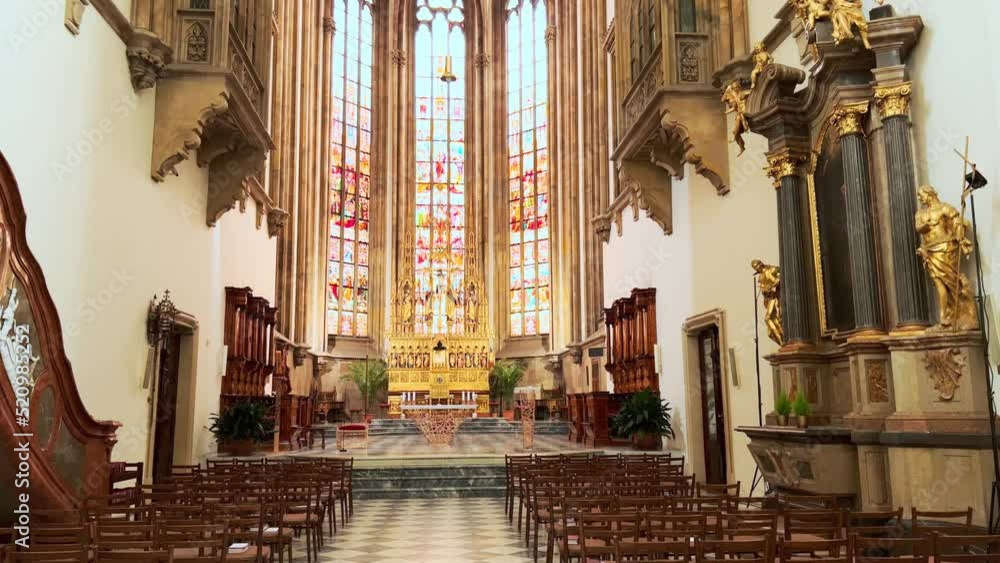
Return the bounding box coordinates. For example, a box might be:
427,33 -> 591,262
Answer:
1,457 -> 355,563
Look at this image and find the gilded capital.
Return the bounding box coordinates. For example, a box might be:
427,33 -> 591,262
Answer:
831,102 -> 869,138
874,82 -> 913,119
766,151 -> 804,188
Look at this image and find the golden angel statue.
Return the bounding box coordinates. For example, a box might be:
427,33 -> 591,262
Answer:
752,260 -> 784,345
722,80 -> 751,156
915,186 -> 978,331
791,0 -> 871,50
750,42 -> 773,90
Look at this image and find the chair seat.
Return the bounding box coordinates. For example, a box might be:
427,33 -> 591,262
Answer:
282,513 -> 317,525
261,527 -> 294,541
172,546 -> 222,560
227,545 -> 271,560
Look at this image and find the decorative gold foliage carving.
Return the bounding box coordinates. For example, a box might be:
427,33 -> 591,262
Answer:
923,348 -> 965,401
874,82 -> 912,118
864,360 -> 888,403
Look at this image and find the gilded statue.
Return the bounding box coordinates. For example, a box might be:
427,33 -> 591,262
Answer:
750,42 -> 773,90
791,0 -> 871,50
752,260 -> 784,345
721,80 -> 751,156
915,186 -> 978,331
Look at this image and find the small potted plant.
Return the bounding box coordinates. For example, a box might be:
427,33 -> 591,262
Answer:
793,392 -> 811,429
342,359 -> 389,424
208,399 -> 274,456
611,390 -> 675,451
774,391 -> 791,427
490,359 -> 525,421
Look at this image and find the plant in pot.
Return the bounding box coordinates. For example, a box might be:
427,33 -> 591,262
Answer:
490,359 -> 525,421
208,399 -> 274,456
341,359 -> 389,424
611,390 -> 675,451
793,391 -> 811,429
774,391 -> 791,427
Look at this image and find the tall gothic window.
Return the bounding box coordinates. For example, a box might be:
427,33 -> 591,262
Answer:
328,0 -> 375,337
678,0 -> 697,32
414,0 -> 466,335
506,0 -> 550,337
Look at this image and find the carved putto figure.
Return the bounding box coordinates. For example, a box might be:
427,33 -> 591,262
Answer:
791,0 -> 871,50
915,186 -> 978,331
750,42 -> 773,90
752,260 -> 784,346
722,81 -> 751,156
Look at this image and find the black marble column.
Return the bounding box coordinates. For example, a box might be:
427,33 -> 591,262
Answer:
882,114 -> 931,327
776,175 -> 812,345
841,130 -> 885,331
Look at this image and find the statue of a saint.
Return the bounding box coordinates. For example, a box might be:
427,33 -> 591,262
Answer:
722,81 -> 751,156
751,260 -> 784,346
915,186 -> 978,331
750,42 -> 773,90
791,0 -> 871,49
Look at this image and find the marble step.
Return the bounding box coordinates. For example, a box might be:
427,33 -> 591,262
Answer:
364,419 -> 570,436
353,465 -> 507,499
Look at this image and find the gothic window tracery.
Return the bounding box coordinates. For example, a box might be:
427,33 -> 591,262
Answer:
328,0 -> 376,337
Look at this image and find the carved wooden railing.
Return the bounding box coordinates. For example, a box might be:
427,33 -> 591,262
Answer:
0,154 -> 120,518
604,288 -> 657,394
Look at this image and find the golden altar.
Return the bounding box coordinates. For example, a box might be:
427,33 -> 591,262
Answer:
386,234 -> 494,418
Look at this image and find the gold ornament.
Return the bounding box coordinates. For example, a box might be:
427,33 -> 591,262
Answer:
752,260 -> 784,346
791,0 -> 872,50
874,82 -> 912,118
831,102 -> 869,137
750,42 -> 774,90
915,186 -> 978,331
923,348 -> 965,401
721,80 -> 751,156
765,150 -> 803,188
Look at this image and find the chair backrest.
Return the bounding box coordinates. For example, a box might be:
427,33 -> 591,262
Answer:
696,538 -> 773,562
781,494 -> 840,510
16,524 -> 90,553
645,512 -> 709,539
696,482 -> 741,498
850,535 -> 930,563
846,508 -> 907,538
779,538 -> 849,563
577,511 -> 642,561
911,507 -> 975,537
8,549 -> 89,562
615,536 -> 693,562
784,509 -> 844,540
157,522 -> 227,562
95,551 -> 172,562
721,511 -> 778,541
932,533 -> 1000,562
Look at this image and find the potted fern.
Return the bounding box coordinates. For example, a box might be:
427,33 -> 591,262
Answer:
611,390 -> 675,450
490,359 -> 525,420
774,391 -> 791,427
341,359 -> 389,423
793,391 -> 811,429
208,399 -> 274,456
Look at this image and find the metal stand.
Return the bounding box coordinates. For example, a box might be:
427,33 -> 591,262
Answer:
749,272 -> 768,498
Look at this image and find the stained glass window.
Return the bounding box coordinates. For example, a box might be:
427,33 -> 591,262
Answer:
506,0 -> 550,337
414,0 -> 466,336
328,0 -> 375,337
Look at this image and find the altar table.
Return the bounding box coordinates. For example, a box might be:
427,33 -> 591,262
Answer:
402,405 -> 476,445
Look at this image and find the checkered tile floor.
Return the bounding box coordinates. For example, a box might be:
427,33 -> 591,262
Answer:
293,432 -> 589,458
301,498 -> 535,562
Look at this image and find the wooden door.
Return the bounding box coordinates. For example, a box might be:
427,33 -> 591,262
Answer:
152,333 -> 182,484
697,326 -> 727,484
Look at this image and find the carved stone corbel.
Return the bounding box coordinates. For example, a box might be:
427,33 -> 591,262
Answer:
267,208 -> 289,238
126,29 -> 173,91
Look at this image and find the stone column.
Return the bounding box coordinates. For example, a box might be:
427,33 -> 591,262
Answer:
832,102 -> 885,333
767,151 -> 811,345
874,83 -> 931,328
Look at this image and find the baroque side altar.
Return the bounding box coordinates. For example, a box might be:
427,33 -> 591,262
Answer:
386,234 -> 494,418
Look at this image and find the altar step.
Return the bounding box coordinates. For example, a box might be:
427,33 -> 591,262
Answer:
352,464 -> 507,499
366,418 -> 570,436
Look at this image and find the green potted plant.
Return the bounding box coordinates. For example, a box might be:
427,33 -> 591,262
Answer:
490,359 -> 525,420
208,399 -> 274,456
793,391 -> 811,429
611,390 -> 675,451
341,359 -> 389,424
774,391 -> 791,427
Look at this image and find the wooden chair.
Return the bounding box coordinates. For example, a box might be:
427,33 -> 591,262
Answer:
778,538 -> 849,563
157,522 -> 228,563
6,549 -> 89,562
725,496 -> 770,512
849,535 -> 930,563
94,551 -> 172,562
721,512 -> 778,541
781,494 -> 840,510
911,507 -> 975,537
696,538 -> 773,562
845,508 -> 906,538
783,509 -> 844,541
216,503 -> 270,563
695,482 -> 740,498
931,533 -> 1000,562
280,481 -> 323,563
15,524 -> 91,554
577,512 -> 642,563
614,536 -> 694,562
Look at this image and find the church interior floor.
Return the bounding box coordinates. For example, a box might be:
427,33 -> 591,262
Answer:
304,498 -> 535,562
293,432 -> 605,459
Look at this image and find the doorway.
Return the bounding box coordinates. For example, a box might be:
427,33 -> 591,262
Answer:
697,325 -> 727,484
152,333 -> 182,484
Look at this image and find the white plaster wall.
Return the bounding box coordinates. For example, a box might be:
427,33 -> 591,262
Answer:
0,2 -> 277,464
602,177 -> 695,455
